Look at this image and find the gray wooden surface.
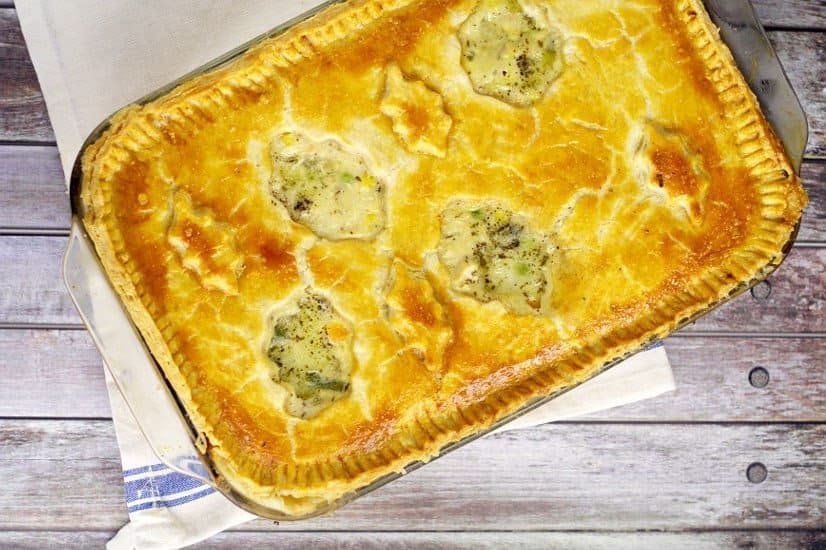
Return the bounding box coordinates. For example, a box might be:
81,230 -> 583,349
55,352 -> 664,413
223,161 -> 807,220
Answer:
0,1 -> 823,548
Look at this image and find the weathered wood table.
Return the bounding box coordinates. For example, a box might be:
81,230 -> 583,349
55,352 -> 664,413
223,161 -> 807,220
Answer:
1,1 -> 824,547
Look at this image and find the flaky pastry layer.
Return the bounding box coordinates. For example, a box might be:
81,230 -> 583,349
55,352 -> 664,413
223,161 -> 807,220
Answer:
80,0 -> 806,516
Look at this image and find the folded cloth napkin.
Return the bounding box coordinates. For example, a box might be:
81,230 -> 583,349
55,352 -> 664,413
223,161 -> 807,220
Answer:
16,1 -> 675,548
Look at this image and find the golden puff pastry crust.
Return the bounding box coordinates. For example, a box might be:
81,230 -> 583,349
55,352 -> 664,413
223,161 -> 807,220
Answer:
80,0 -> 806,516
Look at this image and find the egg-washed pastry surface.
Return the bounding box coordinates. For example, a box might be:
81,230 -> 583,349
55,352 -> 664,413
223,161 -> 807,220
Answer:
80,0 -> 806,516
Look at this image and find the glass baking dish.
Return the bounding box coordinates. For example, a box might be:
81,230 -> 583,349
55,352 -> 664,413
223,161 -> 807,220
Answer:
63,0 -> 807,520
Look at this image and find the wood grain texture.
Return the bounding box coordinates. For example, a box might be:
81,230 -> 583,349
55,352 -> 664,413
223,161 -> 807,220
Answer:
0,530 -> 824,550
1,149 -> 823,240
2,236 -> 823,331
2,330 -> 823,421
800,160 -> 826,242
765,31 -> 826,159
0,145 -> 68,230
684,246 -> 826,333
0,10 -> 823,156
0,420 -> 126,530
0,236 -> 76,325
1,420 -> 823,531
0,329 -> 109,418
753,0 -> 826,29
587,337 -> 826,422
0,9 -> 53,143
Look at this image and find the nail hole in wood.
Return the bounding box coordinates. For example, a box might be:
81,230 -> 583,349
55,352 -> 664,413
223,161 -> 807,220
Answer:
748,366 -> 770,388
747,462 -> 767,484
750,280 -> 772,300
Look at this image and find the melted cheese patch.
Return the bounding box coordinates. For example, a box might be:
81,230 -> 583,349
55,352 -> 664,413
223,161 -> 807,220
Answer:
267,291 -> 353,419
270,133 -> 385,240
438,200 -> 551,314
458,0 -> 562,107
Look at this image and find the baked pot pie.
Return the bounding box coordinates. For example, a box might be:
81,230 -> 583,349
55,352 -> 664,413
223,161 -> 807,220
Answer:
79,0 -> 807,516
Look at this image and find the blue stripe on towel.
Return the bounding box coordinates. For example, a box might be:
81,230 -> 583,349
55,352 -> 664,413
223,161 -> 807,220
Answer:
127,486 -> 216,513
124,470 -> 205,503
122,462 -> 215,513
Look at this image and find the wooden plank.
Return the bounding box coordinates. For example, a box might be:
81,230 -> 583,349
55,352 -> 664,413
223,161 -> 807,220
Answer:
0,420 -> 126,530
0,9 -> 822,156
3,330 -> 823,421
1,420 -> 823,530
1,148 -> 822,239
3,149 -> 825,239
0,533 -> 113,549
766,31 -> 826,159
0,530 -> 823,550
0,145 -> 68,230
800,160 -> 826,242
587,337 -> 826,422
684,246 -> 826,333
0,9 -> 54,143
2,235 -> 823,331
205,531 -> 826,549
0,329 -> 109,418
753,0 -> 826,29
0,236 -> 76,325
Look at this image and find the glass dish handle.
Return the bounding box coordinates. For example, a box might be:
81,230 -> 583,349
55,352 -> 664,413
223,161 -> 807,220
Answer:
63,225 -> 216,486
704,0 -> 808,172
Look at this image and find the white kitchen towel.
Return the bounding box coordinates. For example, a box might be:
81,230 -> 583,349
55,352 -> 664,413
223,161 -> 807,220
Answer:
16,1 -> 675,548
